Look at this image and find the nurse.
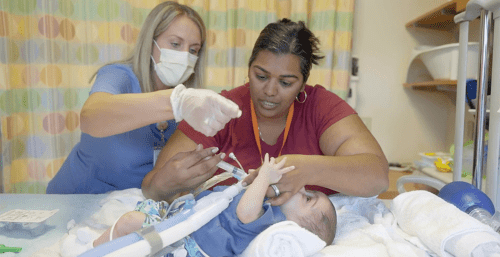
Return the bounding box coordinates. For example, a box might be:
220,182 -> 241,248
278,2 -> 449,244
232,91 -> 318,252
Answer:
142,18 -> 389,204
47,1 -> 240,194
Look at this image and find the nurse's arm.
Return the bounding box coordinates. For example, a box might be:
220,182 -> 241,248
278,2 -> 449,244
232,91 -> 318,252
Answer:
80,90 -> 175,138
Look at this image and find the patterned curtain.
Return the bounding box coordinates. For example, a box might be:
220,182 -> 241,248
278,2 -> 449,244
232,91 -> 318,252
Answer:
0,0 -> 156,193
0,0 -> 354,194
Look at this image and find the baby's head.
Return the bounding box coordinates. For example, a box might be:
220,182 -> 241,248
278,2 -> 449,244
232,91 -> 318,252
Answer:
279,188 -> 337,245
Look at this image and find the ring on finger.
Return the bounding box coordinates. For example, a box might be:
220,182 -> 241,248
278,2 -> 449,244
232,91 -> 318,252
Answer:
271,184 -> 280,197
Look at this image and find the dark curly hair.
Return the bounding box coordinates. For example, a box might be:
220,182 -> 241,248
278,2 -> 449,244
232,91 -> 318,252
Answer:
248,18 -> 324,83
298,197 -> 337,245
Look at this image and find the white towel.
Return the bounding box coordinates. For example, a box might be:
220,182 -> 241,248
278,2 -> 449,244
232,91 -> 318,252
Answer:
320,195 -> 429,257
239,221 -> 326,257
391,190 -> 500,257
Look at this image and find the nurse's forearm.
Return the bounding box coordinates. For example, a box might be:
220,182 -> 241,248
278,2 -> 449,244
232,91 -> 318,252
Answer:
80,90 -> 174,138
279,154 -> 389,197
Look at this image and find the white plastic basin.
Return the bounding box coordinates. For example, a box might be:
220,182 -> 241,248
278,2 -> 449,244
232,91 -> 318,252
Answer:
417,42 -> 479,80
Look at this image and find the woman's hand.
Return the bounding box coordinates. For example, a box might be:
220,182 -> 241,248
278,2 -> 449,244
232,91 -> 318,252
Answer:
143,144 -> 224,201
170,84 -> 242,137
266,167 -> 308,205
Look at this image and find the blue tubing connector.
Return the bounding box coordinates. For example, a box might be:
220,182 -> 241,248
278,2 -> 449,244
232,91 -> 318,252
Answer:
438,181 -> 495,215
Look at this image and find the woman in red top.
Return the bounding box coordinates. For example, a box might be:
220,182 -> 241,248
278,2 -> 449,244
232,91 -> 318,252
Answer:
142,19 -> 389,205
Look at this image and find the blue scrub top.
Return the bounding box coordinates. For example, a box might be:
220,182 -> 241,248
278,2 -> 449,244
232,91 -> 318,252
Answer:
47,64 -> 177,194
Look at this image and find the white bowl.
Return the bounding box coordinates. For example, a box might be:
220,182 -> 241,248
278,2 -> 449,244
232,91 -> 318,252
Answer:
417,42 -> 479,80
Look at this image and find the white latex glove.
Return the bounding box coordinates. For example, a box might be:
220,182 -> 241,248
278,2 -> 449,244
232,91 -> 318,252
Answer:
171,84 -> 242,137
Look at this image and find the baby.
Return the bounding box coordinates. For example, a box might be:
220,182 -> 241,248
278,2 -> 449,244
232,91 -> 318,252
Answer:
93,153 -> 337,256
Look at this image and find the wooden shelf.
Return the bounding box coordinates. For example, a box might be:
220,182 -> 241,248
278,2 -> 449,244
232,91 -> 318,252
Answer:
403,80 -> 457,91
404,1 -> 471,91
406,1 -> 458,31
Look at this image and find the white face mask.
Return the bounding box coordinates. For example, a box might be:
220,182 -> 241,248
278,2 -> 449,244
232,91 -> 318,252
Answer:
151,40 -> 198,87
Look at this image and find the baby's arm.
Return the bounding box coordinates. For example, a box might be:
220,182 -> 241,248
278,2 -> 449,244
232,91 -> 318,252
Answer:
236,153 -> 295,224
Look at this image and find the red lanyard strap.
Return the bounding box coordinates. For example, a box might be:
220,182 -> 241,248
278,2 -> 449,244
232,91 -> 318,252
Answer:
250,99 -> 294,163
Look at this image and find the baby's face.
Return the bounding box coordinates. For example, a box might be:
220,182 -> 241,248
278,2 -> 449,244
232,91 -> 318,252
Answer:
279,188 -> 333,223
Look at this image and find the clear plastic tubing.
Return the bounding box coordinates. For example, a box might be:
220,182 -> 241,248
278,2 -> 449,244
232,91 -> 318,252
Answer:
468,207 -> 500,233
216,161 -> 248,181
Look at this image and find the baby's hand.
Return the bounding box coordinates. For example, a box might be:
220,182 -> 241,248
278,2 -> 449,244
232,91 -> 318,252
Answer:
260,153 -> 295,184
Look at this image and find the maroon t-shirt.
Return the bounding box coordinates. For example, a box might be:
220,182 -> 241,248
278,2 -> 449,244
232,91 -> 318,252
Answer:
178,83 -> 357,195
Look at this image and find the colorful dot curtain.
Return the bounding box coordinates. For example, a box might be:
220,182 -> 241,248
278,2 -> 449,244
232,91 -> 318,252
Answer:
0,0 -> 155,193
0,0 -> 353,194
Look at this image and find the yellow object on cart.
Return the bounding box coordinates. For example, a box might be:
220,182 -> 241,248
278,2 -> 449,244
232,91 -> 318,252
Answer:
434,157 -> 452,173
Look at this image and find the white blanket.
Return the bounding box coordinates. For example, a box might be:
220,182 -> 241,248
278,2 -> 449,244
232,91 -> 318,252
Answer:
240,221 -> 326,257
319,194 -> 431,257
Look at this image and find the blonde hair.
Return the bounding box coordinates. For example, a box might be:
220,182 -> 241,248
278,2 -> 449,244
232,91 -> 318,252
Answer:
91,1 -> 206,92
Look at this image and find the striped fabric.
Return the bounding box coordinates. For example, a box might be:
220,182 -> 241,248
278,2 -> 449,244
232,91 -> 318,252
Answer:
0,0 -> 354,194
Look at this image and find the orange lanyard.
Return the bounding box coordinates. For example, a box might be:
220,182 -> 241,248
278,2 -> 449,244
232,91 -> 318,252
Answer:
250,99 -> 294,163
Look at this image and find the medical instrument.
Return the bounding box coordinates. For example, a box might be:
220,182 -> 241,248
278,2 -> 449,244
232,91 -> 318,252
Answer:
0,244 -> 22,254
439,180 -> 500,233
216,160 -> 247,181
397,176 -> 500,234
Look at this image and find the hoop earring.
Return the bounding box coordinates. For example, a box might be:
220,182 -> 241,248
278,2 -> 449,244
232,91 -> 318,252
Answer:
295,91 -> 307,103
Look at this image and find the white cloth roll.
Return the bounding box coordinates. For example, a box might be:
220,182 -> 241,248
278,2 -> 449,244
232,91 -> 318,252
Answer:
391,190 -> 500,257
